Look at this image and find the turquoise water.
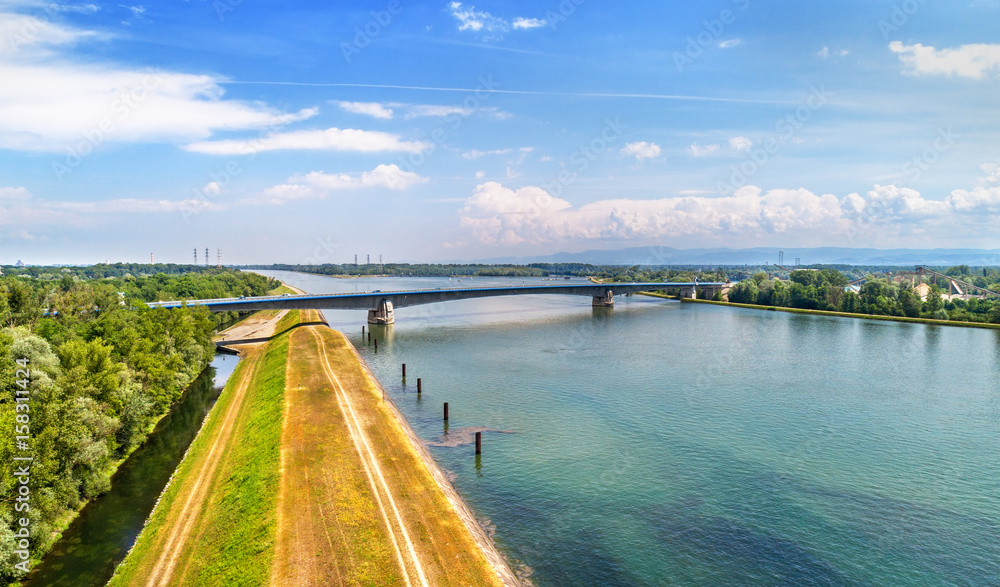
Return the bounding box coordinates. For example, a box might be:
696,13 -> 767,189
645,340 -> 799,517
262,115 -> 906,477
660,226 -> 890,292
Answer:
262,271 -> 1000,586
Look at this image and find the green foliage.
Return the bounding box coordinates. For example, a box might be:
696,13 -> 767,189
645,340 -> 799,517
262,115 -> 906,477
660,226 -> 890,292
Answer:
738,270 -> 1000,326
0,267 -> 272,582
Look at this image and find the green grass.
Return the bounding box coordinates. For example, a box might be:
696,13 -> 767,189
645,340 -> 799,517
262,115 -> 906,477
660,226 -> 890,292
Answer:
182,318 -> 290,585
268,283 -> 297,295
109,310 -> 300,586
683,298 -> 1000,330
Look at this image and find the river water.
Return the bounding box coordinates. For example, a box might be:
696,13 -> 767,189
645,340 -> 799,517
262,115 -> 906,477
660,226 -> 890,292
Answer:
24,355 -> 238,587
262,270 -> 1000,586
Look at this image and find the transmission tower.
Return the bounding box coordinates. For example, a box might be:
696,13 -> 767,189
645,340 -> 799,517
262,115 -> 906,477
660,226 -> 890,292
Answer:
193,248 -> 198,265
778,251 -> 784,266
205,248 -> 209,266
217,248 -> 221,267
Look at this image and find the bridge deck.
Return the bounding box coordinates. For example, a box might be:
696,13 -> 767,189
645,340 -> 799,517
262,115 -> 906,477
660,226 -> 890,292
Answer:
149,282 -> 729,313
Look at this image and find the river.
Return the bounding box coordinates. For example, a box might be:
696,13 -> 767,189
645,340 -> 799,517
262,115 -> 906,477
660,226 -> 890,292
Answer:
261,270 -> 1000,586
23,355 -> 239,587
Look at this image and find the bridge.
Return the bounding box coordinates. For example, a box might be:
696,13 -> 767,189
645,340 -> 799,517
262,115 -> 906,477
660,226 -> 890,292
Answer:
149,282 -> 730,324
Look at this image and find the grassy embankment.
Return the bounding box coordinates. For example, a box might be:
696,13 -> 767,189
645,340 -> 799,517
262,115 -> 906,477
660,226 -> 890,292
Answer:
110,309 -> 294,586
111,306 -> 510,586
679,297 -> 1000,330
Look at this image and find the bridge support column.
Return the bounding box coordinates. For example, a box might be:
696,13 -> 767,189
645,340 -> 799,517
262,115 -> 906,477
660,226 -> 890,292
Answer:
592,289 -> 614,307
679,286 -> 697,299
367,299 -> 395,325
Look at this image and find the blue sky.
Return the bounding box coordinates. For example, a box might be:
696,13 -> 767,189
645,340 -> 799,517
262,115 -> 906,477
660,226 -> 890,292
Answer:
2,0 -> 1000,264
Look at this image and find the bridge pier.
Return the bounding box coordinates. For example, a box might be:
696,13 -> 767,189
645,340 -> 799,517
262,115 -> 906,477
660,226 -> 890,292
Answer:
367,299 -> 395,325
679,286 -> 698,300
592,289 -> 614,307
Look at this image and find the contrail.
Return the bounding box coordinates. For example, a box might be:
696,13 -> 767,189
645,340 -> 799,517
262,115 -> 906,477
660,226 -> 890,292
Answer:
219,81 -> 800,105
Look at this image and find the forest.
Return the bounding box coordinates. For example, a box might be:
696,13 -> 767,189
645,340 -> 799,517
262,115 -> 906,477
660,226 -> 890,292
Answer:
0,267 -> 277,581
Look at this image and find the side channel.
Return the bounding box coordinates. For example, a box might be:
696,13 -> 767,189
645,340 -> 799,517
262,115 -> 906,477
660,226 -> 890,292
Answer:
22,354 -> 240,587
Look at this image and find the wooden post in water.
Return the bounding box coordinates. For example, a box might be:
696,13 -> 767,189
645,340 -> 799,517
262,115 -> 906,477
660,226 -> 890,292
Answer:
402,363 -> 406,378
362,325 -> 365,337
417,378 -> 422,394
475,431 -> 482,455
443,402 -> 449,421
367,331 -> 371,343
374,339 -> 378,350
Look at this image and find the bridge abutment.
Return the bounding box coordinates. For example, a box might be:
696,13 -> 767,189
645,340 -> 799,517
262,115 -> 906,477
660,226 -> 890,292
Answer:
367,300 -> 395,325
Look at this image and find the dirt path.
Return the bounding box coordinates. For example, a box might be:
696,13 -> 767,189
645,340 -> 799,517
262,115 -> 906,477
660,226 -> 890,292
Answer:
309,327 -> 430,587
144,348 -> 261,587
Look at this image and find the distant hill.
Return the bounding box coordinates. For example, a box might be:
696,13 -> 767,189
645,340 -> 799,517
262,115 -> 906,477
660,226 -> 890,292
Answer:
476,247 -> 1000,266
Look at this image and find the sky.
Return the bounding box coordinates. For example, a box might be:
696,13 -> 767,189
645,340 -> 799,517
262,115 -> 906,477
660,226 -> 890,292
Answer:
1,0 -> 1000,265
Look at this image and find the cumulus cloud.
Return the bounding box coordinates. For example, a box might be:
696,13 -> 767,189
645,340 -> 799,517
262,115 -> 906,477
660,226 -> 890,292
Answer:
689,143 -> 720,157
0,186 -> 32,201
890,41 -> 1000,79
621,141 -> 661,160
256,164 -> 427,205
719,39 -> 741,49
458,176 -> 1000,247
184,127 -> 428,155
728,136 -> 753,153
335,101 -> 394,119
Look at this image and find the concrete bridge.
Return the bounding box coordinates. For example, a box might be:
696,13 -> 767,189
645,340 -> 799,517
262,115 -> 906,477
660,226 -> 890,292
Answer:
149,282 -> 730,324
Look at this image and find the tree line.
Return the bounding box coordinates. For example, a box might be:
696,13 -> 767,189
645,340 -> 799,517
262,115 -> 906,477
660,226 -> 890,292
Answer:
0,268 -> 277,581
727,269 -> 1000,324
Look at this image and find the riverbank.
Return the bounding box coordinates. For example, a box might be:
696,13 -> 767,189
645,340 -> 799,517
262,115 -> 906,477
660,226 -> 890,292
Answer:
110,304 -> 515,586
680,297 -> 1000,329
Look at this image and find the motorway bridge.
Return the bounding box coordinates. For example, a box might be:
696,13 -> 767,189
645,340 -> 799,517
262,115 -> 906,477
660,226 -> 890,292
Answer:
149,282 -> 730,324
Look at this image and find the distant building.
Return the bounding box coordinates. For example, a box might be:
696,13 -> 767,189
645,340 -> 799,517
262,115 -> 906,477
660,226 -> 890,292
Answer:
15,260 -> 24,267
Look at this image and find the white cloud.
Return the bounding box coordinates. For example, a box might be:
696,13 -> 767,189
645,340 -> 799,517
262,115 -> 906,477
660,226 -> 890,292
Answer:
728,136 -> 753,153
719,39 -> 741,49
512,17 -> 545,30
818,46 -> 830,58
0,11 -> 105,58
0,9 -> 320,151
890,41 -> 1000,79
475,170 -> 486,179
459,177 -> 1000,247
0,186 -> 32,201
256,164 -> 427,205
620,141 -> 661,160
448,2 -> 507,36
0,62 -> 318,151
689,143 -> 720,157
404,104 -> 473,118
335,101 -> 394,119
203,181 -> 221,195
183,127 -> 429,155
463,148 -> 511,160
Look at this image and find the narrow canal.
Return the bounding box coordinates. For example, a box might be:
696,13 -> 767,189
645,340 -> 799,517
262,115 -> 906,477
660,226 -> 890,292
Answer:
23,354 -> 240,587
